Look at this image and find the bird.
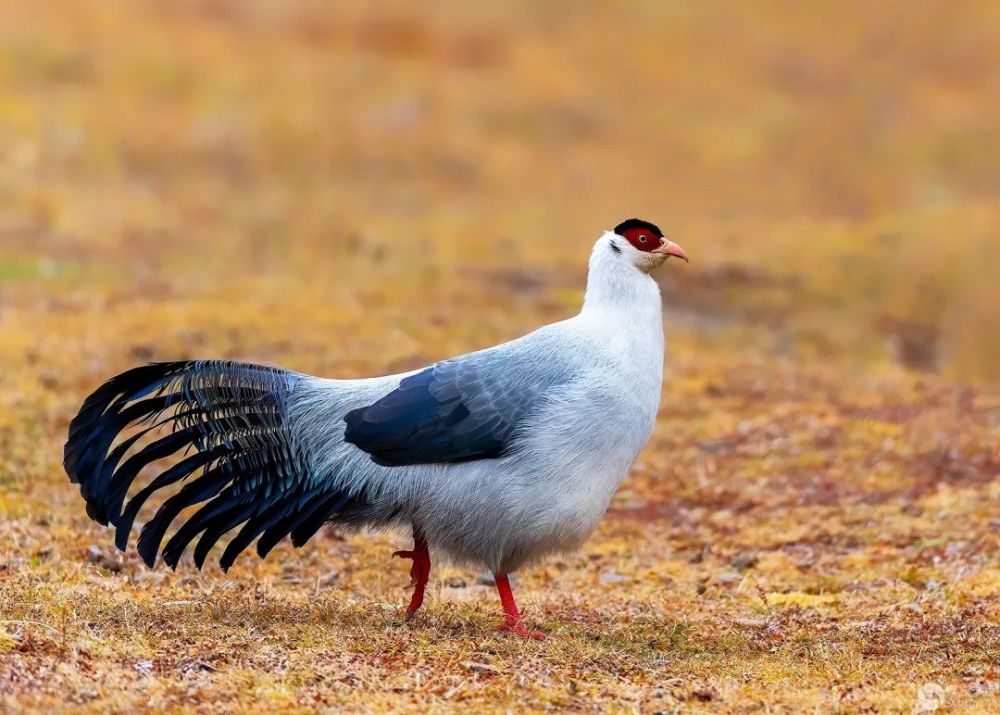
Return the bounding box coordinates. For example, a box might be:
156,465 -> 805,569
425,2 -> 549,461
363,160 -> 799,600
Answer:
63,218 -> 688,640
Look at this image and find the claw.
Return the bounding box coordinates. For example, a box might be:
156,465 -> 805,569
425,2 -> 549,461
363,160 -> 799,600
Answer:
393,533 -> 431,617
492,572 -> 545,640
497,617 -> 546,640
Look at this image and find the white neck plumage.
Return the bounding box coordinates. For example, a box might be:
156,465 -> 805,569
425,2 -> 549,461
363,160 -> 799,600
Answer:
581,232 -> 663,320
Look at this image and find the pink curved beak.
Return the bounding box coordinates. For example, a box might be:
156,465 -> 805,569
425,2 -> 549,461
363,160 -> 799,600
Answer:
652,239 -> 689,263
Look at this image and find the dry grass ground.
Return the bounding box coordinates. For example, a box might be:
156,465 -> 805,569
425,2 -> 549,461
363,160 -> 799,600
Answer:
1,1 -> 999,712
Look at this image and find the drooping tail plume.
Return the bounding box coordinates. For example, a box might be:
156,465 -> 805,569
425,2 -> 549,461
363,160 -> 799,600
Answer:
64,360 -> 368,570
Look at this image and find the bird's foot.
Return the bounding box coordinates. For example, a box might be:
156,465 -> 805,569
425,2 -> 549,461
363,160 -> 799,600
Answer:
497,615 -> 546,641
393,547 -> 430,616
491,572 -> 544,639
392,549 -> 431,588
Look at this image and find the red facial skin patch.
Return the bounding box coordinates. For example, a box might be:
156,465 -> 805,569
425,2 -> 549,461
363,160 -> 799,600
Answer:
619,227 -> 663,253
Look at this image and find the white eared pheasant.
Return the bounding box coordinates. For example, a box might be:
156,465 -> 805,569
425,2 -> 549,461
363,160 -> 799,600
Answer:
64,219 -> 688,639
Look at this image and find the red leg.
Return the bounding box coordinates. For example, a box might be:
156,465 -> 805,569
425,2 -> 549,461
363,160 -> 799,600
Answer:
393,530 -> 430,619
494,573 -> 545,640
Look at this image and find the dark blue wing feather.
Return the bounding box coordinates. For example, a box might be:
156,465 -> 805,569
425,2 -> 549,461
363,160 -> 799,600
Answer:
343,350 -> 575,467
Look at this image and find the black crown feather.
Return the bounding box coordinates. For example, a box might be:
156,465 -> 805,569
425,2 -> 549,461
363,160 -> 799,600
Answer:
613,218 -> 664,237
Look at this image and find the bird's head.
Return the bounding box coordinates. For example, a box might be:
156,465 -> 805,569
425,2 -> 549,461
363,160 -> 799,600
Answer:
606,218 -> 688,273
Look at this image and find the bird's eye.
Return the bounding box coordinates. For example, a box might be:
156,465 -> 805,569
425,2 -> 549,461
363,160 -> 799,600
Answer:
639,235 -> 648,243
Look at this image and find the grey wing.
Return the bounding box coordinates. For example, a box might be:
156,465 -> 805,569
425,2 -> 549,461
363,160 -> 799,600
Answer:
343,348 -> 576,467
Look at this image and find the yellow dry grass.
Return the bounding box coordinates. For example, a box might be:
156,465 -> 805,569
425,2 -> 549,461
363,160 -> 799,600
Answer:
1,1 -> 999,712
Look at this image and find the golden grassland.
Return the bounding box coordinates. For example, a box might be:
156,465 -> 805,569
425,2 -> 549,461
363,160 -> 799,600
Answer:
1,1 -> 999,712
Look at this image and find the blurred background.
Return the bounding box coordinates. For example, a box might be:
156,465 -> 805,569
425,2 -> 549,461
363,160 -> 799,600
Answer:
1,0 -> 997,384
2,2 -> 999,710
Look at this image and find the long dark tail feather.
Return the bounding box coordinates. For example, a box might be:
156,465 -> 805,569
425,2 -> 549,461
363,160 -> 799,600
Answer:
291,493 -> 355,547
114,448 -> 223,551
134,467 -> 233,567
64,360 -> 371,570
193,500 -> 257,570
219,495 -> 300,571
